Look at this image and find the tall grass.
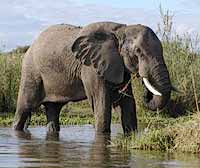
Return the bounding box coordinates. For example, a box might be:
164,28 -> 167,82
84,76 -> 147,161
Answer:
0,51 -> 22,113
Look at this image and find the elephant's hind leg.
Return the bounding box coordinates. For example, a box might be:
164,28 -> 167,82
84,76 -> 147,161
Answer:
13,105 -> 32,131
13,72 -> 43,131
44,102 -> 64,134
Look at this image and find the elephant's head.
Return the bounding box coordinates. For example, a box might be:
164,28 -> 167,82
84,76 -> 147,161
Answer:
116,24 -> 171,111
71,22 -> 171,111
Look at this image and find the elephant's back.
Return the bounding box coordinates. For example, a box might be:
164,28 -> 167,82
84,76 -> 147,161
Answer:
31,24 -> 81,59
27,24 -> 81,73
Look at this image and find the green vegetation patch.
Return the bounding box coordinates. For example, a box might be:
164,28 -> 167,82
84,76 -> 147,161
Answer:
0,101 -> 120,127
0,112 -> 95,127
112,113 -> 200,153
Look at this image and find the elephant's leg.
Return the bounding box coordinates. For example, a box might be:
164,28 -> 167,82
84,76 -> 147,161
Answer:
93,87 -> 112,134
13,104 -> 32,131
13,75 -> 43,131
81,68 -> 112,134
115,84 -> 137,134
44,102 -> 63,133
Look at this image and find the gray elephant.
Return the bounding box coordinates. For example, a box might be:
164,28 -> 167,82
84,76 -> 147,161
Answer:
13,22 -> 172,134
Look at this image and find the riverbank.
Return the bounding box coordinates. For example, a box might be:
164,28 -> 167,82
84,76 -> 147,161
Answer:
112,112 -> 200,153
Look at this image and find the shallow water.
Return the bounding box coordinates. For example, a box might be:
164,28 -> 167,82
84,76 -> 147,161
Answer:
0,125 -> 200,168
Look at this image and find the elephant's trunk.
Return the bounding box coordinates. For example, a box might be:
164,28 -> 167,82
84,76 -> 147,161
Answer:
143,90 -> 171,111
143,63 -> 171,111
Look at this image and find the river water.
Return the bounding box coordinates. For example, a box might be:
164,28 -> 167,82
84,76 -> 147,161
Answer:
0,125 -> 200,168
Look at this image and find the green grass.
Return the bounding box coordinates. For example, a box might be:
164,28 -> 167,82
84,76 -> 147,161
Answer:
0,51 -> 22,113
0,100 -> 121,126
0,113 -> 95,127
112,113 -> 200,153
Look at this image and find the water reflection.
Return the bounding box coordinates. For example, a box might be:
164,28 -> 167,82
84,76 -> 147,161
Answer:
0,126 -> 200,168
81,134 -> 111,167
14,131 -> 32,140
15,129 -> 131,168
81,133 -> 131,168
16,132 -> 66,168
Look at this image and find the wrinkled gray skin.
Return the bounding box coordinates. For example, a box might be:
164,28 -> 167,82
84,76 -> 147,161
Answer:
13,22 -> 171,134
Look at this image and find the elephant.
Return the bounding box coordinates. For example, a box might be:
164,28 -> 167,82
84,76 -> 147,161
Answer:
13,21 -> 172,134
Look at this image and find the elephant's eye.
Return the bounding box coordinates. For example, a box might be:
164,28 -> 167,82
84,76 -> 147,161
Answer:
140,54 -> 145,59
135,47 -> 141,54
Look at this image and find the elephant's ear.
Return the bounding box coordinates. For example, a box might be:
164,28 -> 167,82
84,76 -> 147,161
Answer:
71,31 -> 124,84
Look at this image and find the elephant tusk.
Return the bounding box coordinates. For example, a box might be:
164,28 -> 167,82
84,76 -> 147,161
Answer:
143,78 -> 162,96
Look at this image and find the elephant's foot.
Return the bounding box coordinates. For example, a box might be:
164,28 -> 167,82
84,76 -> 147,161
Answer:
13,120 -> 28,132
95,121 -> 111,134
95,127 -> 111,134
13,125 -> 30,135
13,110 -> 32,132
47,121 -> 60,134
123,124 -> 137,136
24,115 -> 31,132
13,121 -> 23,131
46,132 -> 59,141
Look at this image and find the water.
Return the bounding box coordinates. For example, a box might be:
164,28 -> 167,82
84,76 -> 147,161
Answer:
0,125 -> 200,168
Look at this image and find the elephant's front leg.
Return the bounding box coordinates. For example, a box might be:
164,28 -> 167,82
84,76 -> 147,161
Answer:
82,68 -> 112,134
93,84 -> 112,134
114,84 -> 137,134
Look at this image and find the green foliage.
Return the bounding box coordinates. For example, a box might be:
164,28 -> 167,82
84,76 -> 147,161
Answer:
0,107 -> 120,126
11,45 -> 29,54
0,112 -> 95,127
0,52 -> 22,113
113,113 -> 200,153
159,7 -> 200,113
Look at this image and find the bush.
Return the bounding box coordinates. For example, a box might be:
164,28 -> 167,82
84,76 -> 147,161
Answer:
0,52 -> 22,113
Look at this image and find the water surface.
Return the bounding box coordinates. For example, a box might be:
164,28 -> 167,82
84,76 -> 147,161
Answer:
0,125 -> 200,168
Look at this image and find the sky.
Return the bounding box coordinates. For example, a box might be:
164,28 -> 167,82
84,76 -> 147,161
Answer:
0,0 -> 200,51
